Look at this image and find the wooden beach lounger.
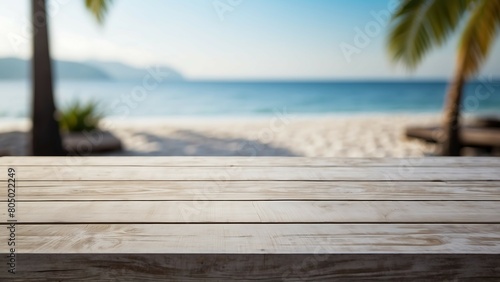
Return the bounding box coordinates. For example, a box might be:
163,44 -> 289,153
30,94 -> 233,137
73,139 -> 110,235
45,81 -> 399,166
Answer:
406,126 -> 500,147
406,125 -> 500,156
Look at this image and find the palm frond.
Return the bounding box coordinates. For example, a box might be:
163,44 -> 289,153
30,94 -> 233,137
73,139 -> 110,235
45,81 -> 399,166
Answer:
85,0 -> 113,23
458,0 -> 500,77
387,0 -> 475,69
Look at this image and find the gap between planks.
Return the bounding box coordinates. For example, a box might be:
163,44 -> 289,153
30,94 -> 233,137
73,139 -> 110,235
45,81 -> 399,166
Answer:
4,181 -> 500,201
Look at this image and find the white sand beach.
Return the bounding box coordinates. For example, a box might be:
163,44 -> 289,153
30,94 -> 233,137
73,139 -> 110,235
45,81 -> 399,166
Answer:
0,114 -> 440,157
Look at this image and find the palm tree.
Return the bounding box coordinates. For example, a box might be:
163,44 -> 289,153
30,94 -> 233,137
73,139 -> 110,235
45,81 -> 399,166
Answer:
387,0 -> 500,156
31,0 -> 112,155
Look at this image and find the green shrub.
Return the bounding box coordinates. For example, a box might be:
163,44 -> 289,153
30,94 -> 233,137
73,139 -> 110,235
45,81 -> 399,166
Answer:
59,100 -> 102,132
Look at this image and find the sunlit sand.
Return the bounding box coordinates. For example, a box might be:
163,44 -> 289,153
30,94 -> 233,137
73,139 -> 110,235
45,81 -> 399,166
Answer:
0,114 -> 439,157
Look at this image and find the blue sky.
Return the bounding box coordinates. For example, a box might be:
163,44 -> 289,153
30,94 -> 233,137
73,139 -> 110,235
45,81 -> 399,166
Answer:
0,0 -> 499,80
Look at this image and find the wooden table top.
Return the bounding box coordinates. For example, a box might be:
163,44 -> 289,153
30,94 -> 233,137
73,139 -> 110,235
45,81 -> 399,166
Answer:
1,157 -> 499,280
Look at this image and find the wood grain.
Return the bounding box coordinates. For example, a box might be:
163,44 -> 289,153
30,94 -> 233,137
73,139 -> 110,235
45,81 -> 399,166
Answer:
1,254 -> 498,281
3,165 -> 500,181
3,201 -> 499,223
4,180 -> 500,201
1,224 -> 499,254
1,156 -> 498,280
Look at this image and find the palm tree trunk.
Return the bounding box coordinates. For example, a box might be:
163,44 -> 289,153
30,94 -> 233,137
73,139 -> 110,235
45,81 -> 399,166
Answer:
440,61 -> 466,156
31,0 -> 65,156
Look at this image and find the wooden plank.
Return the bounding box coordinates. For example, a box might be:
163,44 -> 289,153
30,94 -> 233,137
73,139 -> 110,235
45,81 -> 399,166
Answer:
5,180 -> 500,201
3,201 -> 500,223
2,254 -> 499,281
1,156 -> 497,280
3,156 -> 500,167
252,201 -> 500,224
1,224 -> 499,254
2,166 -> 500,181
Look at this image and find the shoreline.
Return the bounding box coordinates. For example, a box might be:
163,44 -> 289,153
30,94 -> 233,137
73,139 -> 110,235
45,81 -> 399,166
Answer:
0,114 -> 440,157
0,112 -> 443,126
2,110 -> 498,124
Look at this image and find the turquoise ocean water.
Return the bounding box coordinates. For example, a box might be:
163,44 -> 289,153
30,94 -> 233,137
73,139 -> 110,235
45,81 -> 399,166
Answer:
1,80 -> 499,118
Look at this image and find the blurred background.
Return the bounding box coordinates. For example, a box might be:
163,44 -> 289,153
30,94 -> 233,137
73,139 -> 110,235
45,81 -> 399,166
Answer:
1,0 -> 499,157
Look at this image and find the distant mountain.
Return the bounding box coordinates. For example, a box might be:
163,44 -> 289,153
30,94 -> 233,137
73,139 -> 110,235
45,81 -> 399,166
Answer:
55,61 -> 111,80
0,58 -> 30,79
0,58 -> 110,80
0,57 -> 184,81
85,60 -> 184,81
